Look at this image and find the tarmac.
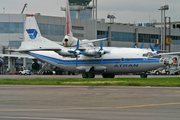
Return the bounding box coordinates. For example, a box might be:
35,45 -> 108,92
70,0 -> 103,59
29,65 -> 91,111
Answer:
0,74 -> 180,79
0,83 -> 180,119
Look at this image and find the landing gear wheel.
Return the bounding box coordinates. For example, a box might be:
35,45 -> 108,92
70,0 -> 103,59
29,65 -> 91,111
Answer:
82,73 -> 88,78
102,73 -> 115,78
102,74 -> 108,78
140,74 -> 147,78
88,73 -> 95,78
82,73 -> 95,78
108,74 -> 115,78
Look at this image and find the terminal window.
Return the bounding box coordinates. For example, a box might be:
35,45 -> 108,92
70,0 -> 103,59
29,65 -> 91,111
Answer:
38,24 -> 65,36
0,22 -> 23,33
138,34 -> 159,43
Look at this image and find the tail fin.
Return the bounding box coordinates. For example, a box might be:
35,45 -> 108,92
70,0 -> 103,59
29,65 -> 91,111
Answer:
24,15 -> 42,41
66,0 -> 73,36
20,14 -> 61,49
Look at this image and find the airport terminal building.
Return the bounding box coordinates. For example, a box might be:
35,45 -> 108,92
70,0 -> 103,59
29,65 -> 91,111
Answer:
0,0 -> 180,74
1,13 -> 180,51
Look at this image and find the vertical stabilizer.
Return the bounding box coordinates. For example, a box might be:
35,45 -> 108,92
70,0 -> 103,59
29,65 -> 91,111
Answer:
66,0 -> 73,36
24,15 -> 42,41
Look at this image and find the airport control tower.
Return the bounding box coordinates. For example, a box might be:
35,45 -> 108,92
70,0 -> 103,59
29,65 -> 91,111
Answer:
61,0 -> 97,20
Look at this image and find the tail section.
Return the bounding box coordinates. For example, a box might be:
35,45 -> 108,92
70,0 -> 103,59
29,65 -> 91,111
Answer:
24,15 -> 42,41
19,14 -> 61,49
66,0 -> 73,36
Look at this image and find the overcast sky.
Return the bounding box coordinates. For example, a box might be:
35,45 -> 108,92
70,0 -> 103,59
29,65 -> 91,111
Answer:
0,0 -> 179,24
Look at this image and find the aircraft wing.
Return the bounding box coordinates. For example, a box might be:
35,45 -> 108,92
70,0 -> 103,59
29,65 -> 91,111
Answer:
0,54 -> 35,59
6,48 -> 62,52
71,38 -> 108,46
158,52 -> 180,56
55,41 -> 63,45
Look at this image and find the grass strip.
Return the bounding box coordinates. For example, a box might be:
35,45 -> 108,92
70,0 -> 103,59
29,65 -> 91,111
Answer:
0,77 -> 180,87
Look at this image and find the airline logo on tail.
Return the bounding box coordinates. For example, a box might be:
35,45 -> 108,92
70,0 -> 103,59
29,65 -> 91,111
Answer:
26,29 -> 38,39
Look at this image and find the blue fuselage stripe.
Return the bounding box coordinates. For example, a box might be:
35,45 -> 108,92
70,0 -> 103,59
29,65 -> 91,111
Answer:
29,52 -> 160,65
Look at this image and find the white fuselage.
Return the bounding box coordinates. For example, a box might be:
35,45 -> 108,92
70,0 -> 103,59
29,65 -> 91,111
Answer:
27,47 -> 166,74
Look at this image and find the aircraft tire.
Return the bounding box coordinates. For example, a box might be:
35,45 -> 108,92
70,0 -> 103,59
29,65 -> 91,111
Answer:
88,73 -> 95,78
82,73 -> 88,78
140,74 -> 147,78
102,73 -> 115,78
108,74 -> 115,78
102,74 -> 108,78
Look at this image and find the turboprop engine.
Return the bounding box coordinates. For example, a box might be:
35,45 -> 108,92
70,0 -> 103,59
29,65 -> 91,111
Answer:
32,62 -> 42,71
62,35 -> 78,47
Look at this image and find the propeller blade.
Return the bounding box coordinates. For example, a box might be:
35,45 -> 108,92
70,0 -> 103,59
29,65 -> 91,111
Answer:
155,45 -> 161,51
140,42 -> 144,49
93,51 -> 100,55
68,50 -> 76,54
101,57 -> 103,66
76,57 -> 78,67
149,43 -> 154,51
100,40 -> 103,50
104,51 -> 110,54
81,52 -> 87,55
76,39 -> 79,50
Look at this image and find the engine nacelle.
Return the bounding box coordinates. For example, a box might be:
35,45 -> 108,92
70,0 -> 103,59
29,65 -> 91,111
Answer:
62,35 -> 78,47
84,50 -> 99,56
0,58 -> 4,67
32,62 -> 42,71
56,50 -> 75,57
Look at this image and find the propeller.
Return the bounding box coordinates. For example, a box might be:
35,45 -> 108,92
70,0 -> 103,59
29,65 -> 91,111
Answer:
149,43 -> 161,53
68,40 -> 86,67
68,40 -> 86,56
98,40 -> 110,65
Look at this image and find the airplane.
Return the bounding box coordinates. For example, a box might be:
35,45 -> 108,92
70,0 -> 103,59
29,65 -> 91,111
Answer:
3,0 -> 171,79
1,0 -> 179,78
61,0 -> 108,47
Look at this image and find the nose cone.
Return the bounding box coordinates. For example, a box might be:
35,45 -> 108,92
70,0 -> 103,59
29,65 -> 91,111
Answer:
0,58 -> 4,67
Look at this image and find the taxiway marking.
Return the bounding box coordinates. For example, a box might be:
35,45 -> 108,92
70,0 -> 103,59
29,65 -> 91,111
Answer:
1,102 -> 180,112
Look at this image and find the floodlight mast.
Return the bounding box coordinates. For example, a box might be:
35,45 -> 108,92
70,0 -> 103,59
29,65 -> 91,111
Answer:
158,5 -> 169,51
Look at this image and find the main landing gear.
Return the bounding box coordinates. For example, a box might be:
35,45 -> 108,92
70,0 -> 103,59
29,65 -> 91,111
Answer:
82,73 -> 95,78
102,73 -> 115,78
82,73 -> 115,78
140,73 -> 148,78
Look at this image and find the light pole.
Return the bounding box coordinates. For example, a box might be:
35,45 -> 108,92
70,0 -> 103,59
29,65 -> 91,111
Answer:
158,5 -> 169,51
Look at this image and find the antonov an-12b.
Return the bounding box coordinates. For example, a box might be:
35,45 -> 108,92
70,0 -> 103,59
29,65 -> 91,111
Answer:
2,0 -> 176,78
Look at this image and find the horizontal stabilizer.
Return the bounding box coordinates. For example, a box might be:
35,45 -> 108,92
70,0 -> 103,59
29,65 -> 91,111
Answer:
0,54 -> 35,59
7,47 -> 62,52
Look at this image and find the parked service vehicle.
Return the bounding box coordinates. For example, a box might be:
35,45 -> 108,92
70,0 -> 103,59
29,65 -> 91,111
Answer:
19,70 -> 31,75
